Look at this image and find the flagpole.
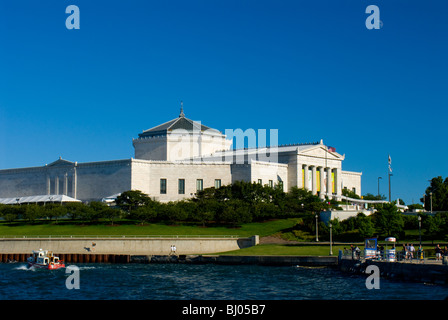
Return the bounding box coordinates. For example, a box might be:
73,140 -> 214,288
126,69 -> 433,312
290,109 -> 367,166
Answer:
388,170 -> 391,202
388,155 -> 392,203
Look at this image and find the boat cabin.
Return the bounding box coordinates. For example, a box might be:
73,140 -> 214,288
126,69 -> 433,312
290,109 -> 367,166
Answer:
31,249 -> 60,265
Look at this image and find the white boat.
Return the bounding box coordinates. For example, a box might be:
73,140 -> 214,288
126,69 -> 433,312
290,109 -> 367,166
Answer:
27,249 -> 65,270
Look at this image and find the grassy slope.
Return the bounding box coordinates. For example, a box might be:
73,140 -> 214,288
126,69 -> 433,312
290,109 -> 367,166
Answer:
216,244 -> 348,256
0,219 -> 441,257
0,218 -> 298,238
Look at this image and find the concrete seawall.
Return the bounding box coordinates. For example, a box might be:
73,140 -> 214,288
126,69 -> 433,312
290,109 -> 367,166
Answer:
139,254 -> 339,266
339,258 -> 448,285
0,252 -> 338,267
0,236 -> 259,255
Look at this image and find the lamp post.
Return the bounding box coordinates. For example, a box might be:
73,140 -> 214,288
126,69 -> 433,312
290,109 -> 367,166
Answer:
329,222 -> 333,256
388,173 -> 393,202
315,214 -> 319,242
418,216 -> 422,248
430,192 -> 433,213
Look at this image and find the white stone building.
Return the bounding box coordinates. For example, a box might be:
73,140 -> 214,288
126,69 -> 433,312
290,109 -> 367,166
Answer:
0,108 -> 361,203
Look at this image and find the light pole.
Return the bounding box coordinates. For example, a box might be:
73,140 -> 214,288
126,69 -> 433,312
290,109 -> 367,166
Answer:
388,173 -> 393,202
315,214 -> 319,242
430,192 -> 433,213
418,215 -> 422,248
329,222 -> 333,256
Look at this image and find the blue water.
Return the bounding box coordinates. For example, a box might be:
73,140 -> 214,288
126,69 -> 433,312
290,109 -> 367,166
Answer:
0,263 -> 446,300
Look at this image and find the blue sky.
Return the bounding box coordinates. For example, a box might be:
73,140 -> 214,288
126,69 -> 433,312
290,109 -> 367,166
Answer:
0,0 -> 447,205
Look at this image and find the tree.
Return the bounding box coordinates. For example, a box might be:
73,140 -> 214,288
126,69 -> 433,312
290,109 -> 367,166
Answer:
102,207 -> 122,226
116,190 -> 151,213
357,214 -> 375,238
216,199 -> 252,226
285,187 -> 328,214
65,202 -> 86,221
131,203 -> 158,225
84,201 -> 109,222
422,176 -> 448,211
423,214 -> 445,241
374,203 -> 404,238
363,193 -> 386,201
342,188 -> 360,199
194,199 -> 217,227
407,203 -> 423,211
253,202 -> 280,221
43,204 -> 66,223
327,218 -> 343,240
163,202 -> 188,225
1,205 -> 20,224
23,204 -> 43,223
195,210 -> 214,227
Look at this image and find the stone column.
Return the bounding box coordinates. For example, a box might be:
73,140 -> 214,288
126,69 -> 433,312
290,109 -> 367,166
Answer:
319,167 -> 325,199
335,168 -> 341,200
326,167 -> 332,198
63,173 -> 68,196
46,174 -> 51,195
297,163 -> 303,189
54,176 -> 59,195
311,166 -> 317,195
72,164 -> 78,199
303,165 -> 309,190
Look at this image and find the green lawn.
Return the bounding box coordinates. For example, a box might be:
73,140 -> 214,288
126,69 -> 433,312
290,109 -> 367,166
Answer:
217,244 -> 348,256
0,218 -> 299,238
1,218 -> 443,257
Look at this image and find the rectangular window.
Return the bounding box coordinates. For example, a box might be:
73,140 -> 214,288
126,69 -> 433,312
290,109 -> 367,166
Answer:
160,178 -> 167,194
178,179 -> 185,194
269,180 -> 273,188
196,179 -> 203,192
258,179 -> 262,184
214,179 -> 221,189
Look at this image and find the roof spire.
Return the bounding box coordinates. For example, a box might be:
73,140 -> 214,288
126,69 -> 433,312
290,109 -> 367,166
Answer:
179,101 -> 185,118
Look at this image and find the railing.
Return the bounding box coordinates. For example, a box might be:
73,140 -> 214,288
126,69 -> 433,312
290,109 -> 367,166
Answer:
395,250 -> 426,262
340,249 -> 426,263
0,234 -> 241,239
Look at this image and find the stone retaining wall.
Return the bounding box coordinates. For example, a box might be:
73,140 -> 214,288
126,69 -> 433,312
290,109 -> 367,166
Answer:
0,236 -> 259,255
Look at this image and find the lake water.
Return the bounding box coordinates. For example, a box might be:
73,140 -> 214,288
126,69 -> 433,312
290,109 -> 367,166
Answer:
0,263 -> 446,301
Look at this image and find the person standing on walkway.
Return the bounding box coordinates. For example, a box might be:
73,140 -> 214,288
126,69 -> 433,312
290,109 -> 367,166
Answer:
402,244 -> 408,261
409,244 -> 415,260
435,244 -> 442,261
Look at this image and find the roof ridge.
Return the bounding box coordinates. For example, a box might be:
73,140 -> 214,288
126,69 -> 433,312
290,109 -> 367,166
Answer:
141,117 -> 179,133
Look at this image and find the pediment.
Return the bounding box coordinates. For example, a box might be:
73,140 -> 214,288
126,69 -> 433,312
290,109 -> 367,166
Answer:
47,157 -> 75,167
300,146 -> 344,160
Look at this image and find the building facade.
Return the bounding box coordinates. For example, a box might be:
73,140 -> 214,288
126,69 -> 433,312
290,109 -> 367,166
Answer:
0,110 -> 361,203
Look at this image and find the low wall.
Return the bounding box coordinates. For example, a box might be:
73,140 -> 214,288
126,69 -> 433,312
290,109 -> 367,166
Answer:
192,255 -> 338,266
0,236 -> 259,255
339,258 -> 448,285
132,255 -> 339,266
320,209 -> 373,224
